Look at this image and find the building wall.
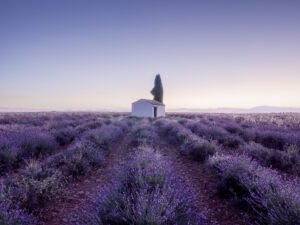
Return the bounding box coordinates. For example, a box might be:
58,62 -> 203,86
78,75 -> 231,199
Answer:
132,101 -> 165,118
156,105 -> 165,117
132,101 -> 154,117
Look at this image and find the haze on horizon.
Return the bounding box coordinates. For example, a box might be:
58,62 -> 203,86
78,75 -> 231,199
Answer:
0,0 -> 299,111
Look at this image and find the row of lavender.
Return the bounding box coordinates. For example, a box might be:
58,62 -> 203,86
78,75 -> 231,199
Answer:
0,113 -> 121,175
0,112 -> 126,126
156,118 -> 300,224
85,121 -> 207,225
176,116 -> 300,177
171,113 -> 300,150
169,113 -> 300,131
209,154 -> 300,225
155,119 -> 217,162
0,117 -> 129,225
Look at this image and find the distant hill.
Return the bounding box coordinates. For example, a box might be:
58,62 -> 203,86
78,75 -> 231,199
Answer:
1,106 -> 300,113
169,106 -> 300,113
0,107 -> 127,113
0,107 -> 41,112
248,106 -> 300,113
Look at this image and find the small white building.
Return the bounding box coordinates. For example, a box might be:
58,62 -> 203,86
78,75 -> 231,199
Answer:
131,99 -> 165,118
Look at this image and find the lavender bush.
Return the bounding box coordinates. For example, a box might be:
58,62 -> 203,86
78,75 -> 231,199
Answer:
180,136 -> 216,162
15,129 -> 58,158
0,117 -> 109,175
48,142 -> 104,178
51,126 -> 77,146
209,154 -> 300,224
0,120 -> 127,219
184,121 -> 244,149
0,197 -> 34,225
0,136 -> 19,175
83,126 -> 123,154
1,113 -> 300,225
129,123 -> 159,148
245,142 -> 300,176
254,131 -> 287,150
87,148 -> 205,225
4,161 -> 64,212
0,129 -> 58,175
45,122 -> 126,178
155,119 -> 191,144
156,119 -> 216,162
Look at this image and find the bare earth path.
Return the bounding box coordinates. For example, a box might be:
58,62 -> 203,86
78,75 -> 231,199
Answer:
157,135 -> 250,225
37,124 -> 249,225
38,131 -> 132,225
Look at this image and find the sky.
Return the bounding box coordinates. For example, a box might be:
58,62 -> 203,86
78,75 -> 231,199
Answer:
0,0 -> 300,111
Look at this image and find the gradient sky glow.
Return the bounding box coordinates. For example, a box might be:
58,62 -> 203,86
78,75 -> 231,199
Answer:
1,0 -> 300,110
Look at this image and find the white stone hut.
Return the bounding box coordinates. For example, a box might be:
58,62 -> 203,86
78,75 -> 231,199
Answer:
131,99 -> 165,118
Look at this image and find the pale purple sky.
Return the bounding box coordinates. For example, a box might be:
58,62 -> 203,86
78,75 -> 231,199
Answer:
1,0 -> 299,110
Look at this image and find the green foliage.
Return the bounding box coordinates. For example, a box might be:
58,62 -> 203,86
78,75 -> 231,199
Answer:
150,74 -> 163,103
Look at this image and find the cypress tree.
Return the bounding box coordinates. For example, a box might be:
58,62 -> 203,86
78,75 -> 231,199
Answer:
151,74 -> 163,103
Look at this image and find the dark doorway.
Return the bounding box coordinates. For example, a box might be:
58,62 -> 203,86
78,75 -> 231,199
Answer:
153,106 -> 157,118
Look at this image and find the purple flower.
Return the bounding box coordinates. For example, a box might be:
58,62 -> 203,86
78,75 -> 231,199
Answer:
209,154 -> 300,224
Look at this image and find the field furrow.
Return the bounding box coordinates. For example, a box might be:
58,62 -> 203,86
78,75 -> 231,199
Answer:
1,113 -> 300,225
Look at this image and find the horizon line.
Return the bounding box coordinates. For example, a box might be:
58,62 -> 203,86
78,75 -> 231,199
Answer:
1,105 -> 300,113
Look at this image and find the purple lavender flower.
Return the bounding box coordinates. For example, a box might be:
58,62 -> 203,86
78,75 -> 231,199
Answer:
209,154 -> 300,224
0,182 -> 35,225
86,143 -> 206,225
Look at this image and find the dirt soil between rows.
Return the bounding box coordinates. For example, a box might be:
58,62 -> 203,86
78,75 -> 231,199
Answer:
37,132 -> 132,225
38,125 -> 250,225
157,134 -> 250,225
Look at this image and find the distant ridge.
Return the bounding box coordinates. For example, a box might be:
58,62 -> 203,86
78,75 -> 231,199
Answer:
1,106 -> 300,113
0,107 -> 128,113
168,106 -> 300,113
0,107 -> 44,112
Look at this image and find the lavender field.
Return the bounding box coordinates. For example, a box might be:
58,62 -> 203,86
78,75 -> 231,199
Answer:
0,112 -> 300,225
